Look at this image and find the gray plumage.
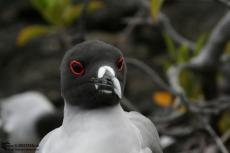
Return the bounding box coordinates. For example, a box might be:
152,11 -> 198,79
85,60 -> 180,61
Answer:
37,40 -> 163,153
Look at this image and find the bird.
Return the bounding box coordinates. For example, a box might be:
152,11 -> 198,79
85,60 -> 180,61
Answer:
0,91 -> 63,153
37,40 -> 163,153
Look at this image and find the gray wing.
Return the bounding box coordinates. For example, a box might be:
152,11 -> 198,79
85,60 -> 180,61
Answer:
127,111 -> 163,153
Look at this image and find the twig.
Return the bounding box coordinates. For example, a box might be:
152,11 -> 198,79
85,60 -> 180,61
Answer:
157,125 -> 194,137
151,111 -> 185,124
125,58 -> 192,125
186,11 -> 230,100
192,97 -> 230,115
166,64 -> 187,95
160,55 -> 230,152
122,10 -> 147,38
189,11 -> 230,71
204,120 -> 229,153
222,129 -> 230,143
166,64 -> 194,111
126,57 -> 175,94
122,13 -> 196,52
158,13 -> 196,51
128,54 -> 230,113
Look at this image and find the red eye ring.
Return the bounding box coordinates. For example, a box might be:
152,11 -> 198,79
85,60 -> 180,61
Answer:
117,56 -> 124,71
69,60 -> 84,77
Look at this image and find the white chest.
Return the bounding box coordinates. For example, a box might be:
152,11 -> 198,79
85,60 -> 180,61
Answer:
40,105 -> 142,153
40,120 -> 142,153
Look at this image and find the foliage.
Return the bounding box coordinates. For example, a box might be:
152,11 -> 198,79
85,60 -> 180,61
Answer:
163,32 -> 190,64
16,0 -> 104,47
150,0 -> 165,23
194,33 -> 208,56
163,33 -> 208,65
179,69 -> 202,99
224,41 -> 230,54
161,33 -> 208,99
218,111 -> 230,133
162,32 -> 177,62
31,0 -> 104,26
17,25 -> 51,47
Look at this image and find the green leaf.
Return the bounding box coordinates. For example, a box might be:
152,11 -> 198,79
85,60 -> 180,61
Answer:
31,0 -> 71,25
224,41 -> 230,54
194,33 -> 208,56
218,111 -> 230,133
177,43 -> 189,63
31,0 -> 105,26
88,1 -> 105,13
31,0 -> 49,11
62,1 -> 104,26
45,0 -> 71,25
62,4 -> 82,25
179,69 -> 202,99
150,0 -> 165,23
16,25 -> 50,47
163,32 -> 177,62
163,60 -> 172,70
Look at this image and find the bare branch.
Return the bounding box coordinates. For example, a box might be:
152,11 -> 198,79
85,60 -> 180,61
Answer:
204,120 -> 229,153
126,57 -> 176,94
121,12 -> 196,52
167,64 -> 187,95
189,11 -> 230,71
222,129 -> 230,143
158,13 -> 196,51
191,97 -> 230,115
166,64 -> 195,111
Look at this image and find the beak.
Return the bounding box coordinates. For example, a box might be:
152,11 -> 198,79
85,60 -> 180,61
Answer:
96,66 -> 122,99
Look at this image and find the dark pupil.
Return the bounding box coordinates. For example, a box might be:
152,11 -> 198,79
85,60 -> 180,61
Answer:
73,64 -> 82,73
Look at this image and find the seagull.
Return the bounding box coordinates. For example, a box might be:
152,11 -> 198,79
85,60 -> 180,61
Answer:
37,40 -> 163,153
0,91 -> 62,148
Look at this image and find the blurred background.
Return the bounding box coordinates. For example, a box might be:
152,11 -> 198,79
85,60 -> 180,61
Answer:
0,0 -> 230,153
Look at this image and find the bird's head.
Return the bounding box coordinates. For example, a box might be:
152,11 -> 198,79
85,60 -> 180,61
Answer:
60,40 -> 127,109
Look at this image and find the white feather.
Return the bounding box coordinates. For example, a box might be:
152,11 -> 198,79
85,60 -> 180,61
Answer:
37,104 -> 162,153
0,91 -> 55,144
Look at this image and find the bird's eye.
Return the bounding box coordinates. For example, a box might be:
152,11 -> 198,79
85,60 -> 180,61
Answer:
117,56 -> 124,71
69,60 -> 84,77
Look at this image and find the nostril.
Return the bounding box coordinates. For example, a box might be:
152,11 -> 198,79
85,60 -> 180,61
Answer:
104,76 -> 113,84
105,77 -> 111,82
91,77 -> 113,86
106,79 -> 113,85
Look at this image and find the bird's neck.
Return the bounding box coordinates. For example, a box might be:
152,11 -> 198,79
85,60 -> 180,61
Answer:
62,102 -> 127,133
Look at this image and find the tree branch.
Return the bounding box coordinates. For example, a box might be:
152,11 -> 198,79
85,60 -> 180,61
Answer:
126,57 -> 176,94
204,119 -> 229,153
158,13 -> 196,51
189,11 -> 230,71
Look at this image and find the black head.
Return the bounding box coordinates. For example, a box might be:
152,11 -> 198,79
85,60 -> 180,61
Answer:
60,40 -> 127,109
